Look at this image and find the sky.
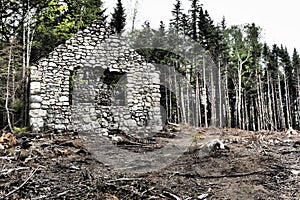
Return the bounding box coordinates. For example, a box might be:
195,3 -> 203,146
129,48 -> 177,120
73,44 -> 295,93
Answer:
103,0 -> 300,54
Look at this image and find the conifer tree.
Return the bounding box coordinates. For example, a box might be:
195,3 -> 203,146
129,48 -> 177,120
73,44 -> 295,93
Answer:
189,0 -> 200,40
292,48 -> 300,129
181,14 -> 190,35
197,7 -> 207,45
132,21 -> 153,49
152,21 -> 166,48
170,0 -> 183,33
279,45 -> 294,128
110,0 -> 126,34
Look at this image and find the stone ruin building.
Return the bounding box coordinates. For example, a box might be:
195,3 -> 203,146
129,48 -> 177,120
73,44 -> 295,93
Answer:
29,20 -> 162,134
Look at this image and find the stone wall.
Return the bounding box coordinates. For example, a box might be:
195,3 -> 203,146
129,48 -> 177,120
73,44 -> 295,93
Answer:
30,20 -> 162,133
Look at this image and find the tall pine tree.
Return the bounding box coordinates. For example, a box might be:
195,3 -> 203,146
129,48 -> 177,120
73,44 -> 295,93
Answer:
170,0 -> 183,33
189,0 -> 200,40
110,0 -> 126,34
292,48 -> 300,129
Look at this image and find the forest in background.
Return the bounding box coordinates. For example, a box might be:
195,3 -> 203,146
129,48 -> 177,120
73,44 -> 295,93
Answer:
130,0 -> 300,132
0,0 -> 106,131
0,0 -> 300,132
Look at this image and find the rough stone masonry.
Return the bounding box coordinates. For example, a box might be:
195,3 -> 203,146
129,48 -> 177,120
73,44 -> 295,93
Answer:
29,20 -> 162,134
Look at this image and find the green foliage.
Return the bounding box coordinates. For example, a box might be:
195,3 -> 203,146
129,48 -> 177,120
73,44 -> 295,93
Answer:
31,0 -> 106,62
225,24 -> 262,75
0,0 -> 22,42
110,0 -> 126,34
192,132 -> 201,143
11,99 -> 24,112
13,126 -> 28,133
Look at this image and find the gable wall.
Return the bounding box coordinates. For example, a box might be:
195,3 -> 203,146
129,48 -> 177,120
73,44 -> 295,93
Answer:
29,20 -> 162,133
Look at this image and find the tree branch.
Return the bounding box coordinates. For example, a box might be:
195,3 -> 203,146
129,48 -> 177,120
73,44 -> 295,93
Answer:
4,167 -> 38,198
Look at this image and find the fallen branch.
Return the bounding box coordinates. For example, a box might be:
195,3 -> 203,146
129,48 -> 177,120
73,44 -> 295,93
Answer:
141,187 -> 155,197
167,121 -> 180,127
55,190 -> 70,198
271,163 -> 300,171
0,156 -> 14,160
281,150 -> 300,155
177,170 -> 271,179
0,167 -> 30,175
31,189 -> 70,200
106,177 -> 143,183
162,191 -> 181,200
117,140 -> 144,146
3,167 -> 38,198
201,171 -> 270,179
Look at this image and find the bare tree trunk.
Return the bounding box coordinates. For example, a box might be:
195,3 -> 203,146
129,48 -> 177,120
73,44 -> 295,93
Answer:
257,72 -> 262,130
234,81 -> 238,128
186,78 -> 190,125
255,97 -> 260,131
165,72 -> 169,122
278,74 -> 286,129
5,43 -> 14,132
131,0 -> 139,31
267,71 -> 274,131
297,71 -> 300,129
284,73 -> 291,128
264,90 -> 270,130
21,1 -> 28,127
22,17 -> 26,79
172,63 -> 179,123
11,57 -> 16,126
180,75 -> 186,124
235,50 -> 250,129
168,66 -> 173,122
198,73 -> 202,127
251,99 -> 256,131
237,60 -> 242,129
271,82 -> 277,130
256,70 -> 261,130
218,61 -> 223,128
202,57 -> 208,128
210,62 -> 216,127
22,0 -> 35,127
195,71 -> 200,126
242,94 -> 246,130
224,64 -> 231,127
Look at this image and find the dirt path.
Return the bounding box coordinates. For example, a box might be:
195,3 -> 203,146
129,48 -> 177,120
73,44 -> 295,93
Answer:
0,128 -> 299,199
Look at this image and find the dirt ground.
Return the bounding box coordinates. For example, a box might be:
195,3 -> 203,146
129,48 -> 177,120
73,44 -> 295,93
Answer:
0,127 -> 300,200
